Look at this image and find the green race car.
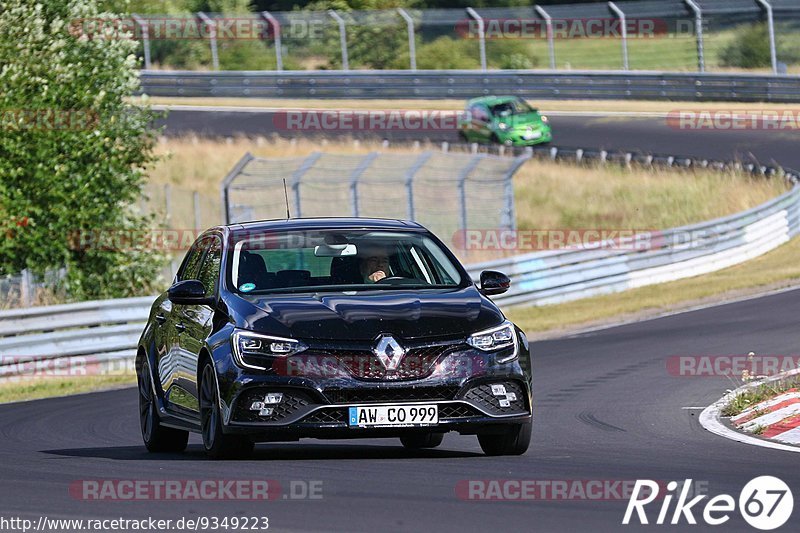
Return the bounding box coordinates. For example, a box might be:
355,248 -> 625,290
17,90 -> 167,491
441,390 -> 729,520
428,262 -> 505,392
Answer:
458,96 -> 552,146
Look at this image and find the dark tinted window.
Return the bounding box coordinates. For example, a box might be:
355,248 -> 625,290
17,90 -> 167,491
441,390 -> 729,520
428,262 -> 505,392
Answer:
197,237 -> 222,297
229,230 -> 464,294
177,236 -> 211,281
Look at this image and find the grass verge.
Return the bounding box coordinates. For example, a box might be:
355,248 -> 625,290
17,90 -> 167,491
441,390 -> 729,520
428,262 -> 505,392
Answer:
0,373 -> 136,404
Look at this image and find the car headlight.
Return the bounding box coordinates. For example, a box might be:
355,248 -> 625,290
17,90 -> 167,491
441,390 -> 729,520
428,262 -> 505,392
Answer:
232,330 -> 308,369
467,320 -> 518,362
497,122 -> 509,130
540,115 -> 549,123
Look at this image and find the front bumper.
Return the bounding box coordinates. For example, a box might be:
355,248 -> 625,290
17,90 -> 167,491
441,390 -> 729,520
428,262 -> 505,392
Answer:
213,339 -> 533,441
500,126 -> 552,146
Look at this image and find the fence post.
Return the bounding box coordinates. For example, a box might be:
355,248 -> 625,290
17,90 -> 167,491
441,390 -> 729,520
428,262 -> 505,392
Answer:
290,152 -> 323,218
501,155 -> 531,231
132,14 -> 151,69
404,152 -> 433,221
193,191 -> 202,230
465,8 -> 487,71
163,184 -> 171,226
397,8 -> 417,71
684,0 -> 705,73
261,11 -> 283,71
349,152 -> 378,217
328,10 -> 349,70
755,0 -> 778,74
220,153 -> 255,224
534,6 -> 556,69
457,155 -> 486,232
608,2 -> 629,71
20,269 -> 32,307
197,12 -> 219,70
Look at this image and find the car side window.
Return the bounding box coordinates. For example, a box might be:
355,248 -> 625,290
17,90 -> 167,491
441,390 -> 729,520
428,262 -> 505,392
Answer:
177,236 -> 212,282
197,237 -> 222,297
470,105 -> 488,122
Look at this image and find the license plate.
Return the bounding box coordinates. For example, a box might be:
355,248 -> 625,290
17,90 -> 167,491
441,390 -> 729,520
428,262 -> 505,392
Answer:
348,404 -> 438,428
523,131 -> 542,140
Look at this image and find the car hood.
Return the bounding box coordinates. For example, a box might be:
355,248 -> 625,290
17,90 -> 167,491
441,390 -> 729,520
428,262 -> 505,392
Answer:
233,286 -> 503,341
497,112 -> 543,128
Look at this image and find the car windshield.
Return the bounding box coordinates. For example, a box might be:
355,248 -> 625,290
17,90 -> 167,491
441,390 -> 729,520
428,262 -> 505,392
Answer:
228,229 -> 466,294
490,98 -> 535,117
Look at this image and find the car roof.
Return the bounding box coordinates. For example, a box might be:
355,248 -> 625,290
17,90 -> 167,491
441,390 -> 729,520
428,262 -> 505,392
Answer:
467,95 -> 522,106
221,217 -> 426,233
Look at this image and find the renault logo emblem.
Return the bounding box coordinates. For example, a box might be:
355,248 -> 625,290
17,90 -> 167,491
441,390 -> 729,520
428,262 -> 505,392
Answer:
373,335 -> 405,371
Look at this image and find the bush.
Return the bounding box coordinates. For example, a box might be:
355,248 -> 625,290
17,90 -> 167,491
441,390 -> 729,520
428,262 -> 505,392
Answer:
0,0 -> 166,300
719,23 -> 771,69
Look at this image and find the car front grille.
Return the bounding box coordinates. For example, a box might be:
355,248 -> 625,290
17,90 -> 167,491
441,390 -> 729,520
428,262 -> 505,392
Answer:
323,385 -> 460,404
439,404 -> 483,419
461,381 -> 528,415
308,342 -> 464,381
303,408 -> 348,424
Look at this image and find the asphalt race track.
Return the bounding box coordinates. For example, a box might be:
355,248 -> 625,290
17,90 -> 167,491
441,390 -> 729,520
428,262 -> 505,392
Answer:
3,289 -> 800,531
159,108 -> 800,169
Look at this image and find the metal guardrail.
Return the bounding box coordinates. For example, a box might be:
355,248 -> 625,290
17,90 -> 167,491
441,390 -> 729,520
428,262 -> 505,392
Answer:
466,178 -> 800,307
0,297 -> 153,380
139,70 -> 800,102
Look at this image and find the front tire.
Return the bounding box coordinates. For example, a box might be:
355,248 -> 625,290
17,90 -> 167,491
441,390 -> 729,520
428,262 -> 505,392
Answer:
400,433 -> 444,449
199,363 -> 254,460
138,358 -> 189,453
477,421 -> 531,456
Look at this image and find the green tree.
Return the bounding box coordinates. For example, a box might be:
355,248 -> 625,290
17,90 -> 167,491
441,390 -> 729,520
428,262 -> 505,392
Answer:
0,0 -> 166,300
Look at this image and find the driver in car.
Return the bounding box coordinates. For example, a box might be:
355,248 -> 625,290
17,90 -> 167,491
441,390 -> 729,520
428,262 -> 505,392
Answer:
359,246 -> 392,283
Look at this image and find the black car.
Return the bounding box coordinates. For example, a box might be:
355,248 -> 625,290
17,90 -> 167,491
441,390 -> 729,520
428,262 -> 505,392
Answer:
137,218 -> 533,459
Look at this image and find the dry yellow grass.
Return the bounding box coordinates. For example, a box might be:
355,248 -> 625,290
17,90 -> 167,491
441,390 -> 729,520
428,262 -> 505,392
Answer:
149,137 -> 787,231
0,373 -> 136,404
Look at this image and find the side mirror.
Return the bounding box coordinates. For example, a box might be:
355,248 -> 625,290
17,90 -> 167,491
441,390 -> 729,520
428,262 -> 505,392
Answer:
168,280 -> 214,305
479,270 -> 511,296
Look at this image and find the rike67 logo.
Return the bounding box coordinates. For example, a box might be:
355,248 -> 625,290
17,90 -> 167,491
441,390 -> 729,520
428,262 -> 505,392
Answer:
623,477 -> 793,530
